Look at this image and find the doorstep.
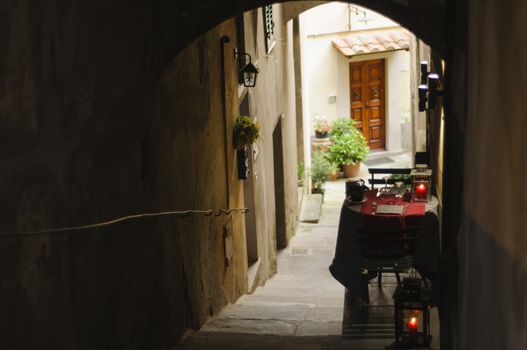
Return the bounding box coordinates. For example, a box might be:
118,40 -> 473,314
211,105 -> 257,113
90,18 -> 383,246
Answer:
366,149 -> 406,161
299,193 -> 323,223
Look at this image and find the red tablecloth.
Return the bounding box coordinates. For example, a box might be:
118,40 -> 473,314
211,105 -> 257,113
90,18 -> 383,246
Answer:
360,190 -> 425,228
329,195 -> 439,301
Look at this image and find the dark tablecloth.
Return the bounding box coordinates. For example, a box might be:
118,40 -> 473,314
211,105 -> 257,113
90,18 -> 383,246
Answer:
329,197 -> 440,300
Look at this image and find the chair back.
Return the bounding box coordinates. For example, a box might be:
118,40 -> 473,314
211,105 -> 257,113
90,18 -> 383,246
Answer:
357,225 -> 419,260
367,168 -> 412,190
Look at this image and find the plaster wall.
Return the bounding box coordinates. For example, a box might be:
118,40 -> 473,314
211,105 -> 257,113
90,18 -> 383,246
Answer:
458,0 -> 527,347
241,5 -> 299,286
301,2 -> 399,36
410,39 -> 432,153
300,3 -> 411,153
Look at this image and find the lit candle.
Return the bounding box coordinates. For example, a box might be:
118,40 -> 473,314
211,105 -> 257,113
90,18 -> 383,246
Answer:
416,183 -> 427,194
408,316 -> 418,333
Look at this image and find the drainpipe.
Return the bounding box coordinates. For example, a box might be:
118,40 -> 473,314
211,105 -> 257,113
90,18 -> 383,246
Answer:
220,35 -> 231,209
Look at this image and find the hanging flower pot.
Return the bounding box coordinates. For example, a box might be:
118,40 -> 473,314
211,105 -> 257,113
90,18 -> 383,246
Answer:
233,116 -> 259,180
233,116 -> 260,150
237,147 -> 249,180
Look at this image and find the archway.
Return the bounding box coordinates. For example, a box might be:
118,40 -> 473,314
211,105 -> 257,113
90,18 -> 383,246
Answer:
0,1 -> 465,349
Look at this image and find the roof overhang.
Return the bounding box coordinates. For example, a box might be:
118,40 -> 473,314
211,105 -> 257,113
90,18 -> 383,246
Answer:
332,28 -> 410,57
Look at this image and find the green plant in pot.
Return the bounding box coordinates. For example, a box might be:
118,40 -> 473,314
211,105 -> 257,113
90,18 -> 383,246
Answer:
328,119 -> 369,178
297,161 -> 305,186
310,151 -> 333,195
331,118 -> 354,139
233,116 -> 260,179
233,115 -> 260,149
327,160 -> 339,181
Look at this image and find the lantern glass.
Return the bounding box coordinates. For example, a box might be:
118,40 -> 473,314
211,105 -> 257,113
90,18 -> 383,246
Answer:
403,309 -> 423,333
410,167 -> 432,202
396,309 -> 427,345
239,60 -> 259,88
244,72 -> 256,87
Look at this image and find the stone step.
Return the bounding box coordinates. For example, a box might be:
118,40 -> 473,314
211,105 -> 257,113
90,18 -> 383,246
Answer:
300,194 -> 323,223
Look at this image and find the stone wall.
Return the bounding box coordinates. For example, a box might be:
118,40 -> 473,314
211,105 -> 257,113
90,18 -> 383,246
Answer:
0,9 -> 248,346
0,0 -> 305,346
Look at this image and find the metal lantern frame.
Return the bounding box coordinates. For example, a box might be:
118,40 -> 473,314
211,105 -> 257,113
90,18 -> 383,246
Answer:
235,50 -> 259,88
393,278 -> 432,348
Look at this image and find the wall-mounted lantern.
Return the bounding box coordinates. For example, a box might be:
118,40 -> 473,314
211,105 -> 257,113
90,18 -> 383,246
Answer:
418,61 -> 443,111
235,50 -> 259,88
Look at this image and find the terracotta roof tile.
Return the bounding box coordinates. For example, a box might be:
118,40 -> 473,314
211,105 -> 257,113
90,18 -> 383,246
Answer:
332,28 -> 410,57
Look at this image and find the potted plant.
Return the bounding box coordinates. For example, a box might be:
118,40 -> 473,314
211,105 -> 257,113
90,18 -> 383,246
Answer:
310,151 -> 333,196
313,116 -> 331,139
327,119 -> 369,178
331,118 -> 354,139
327,161 -> 339,181
233,116 -> 260,179
297,162 -> 305,186
233,115 -> 260,149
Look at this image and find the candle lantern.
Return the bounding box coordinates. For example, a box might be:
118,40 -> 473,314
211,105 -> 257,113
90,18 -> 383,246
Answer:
410,166 -> 432,202
393,278 -> 431,348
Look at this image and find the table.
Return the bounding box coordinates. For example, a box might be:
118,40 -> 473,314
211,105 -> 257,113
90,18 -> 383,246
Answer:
329,191 -> 440,301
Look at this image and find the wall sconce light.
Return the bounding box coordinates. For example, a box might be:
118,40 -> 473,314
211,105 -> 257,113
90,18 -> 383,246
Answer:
420,61 -> 429,85
418,61 -> 443,111
235,50 -> 259,88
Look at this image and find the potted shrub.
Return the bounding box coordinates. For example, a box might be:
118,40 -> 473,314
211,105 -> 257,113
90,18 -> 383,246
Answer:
328,119 -> 369,178
331,118 -> 354,139
233,116 -> 260,180
310,151 -> 333,196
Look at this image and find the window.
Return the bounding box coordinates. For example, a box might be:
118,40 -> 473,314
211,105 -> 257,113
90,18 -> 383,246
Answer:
263,5 -> 276,54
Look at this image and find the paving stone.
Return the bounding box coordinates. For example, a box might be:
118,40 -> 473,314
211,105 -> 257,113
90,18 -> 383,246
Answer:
295,320 -> 342,336
201,318 -> 298,336
178,155 -> 439,350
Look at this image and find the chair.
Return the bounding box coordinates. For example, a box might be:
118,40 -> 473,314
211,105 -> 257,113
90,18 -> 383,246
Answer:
414,151 -> 429,166
357,225 -> 420,288
367,168 -> 412,190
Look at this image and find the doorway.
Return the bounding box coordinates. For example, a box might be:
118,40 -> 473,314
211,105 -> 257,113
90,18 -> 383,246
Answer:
240,94 -> 259,267
349,59 -> 386,150
273,117 -> 287,250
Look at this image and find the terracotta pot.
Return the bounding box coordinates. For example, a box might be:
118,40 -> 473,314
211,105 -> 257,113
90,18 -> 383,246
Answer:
342,162 -> 361,178
327,172 -> 338,181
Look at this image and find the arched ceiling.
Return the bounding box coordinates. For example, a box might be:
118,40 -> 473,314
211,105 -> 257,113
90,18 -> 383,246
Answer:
164,0 -> 446,63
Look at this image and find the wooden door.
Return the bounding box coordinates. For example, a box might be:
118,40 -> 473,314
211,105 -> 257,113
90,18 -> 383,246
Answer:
349,59 -> 386,150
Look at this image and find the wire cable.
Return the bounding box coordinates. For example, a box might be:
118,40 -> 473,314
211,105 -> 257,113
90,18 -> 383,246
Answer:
0,208 -> 249,238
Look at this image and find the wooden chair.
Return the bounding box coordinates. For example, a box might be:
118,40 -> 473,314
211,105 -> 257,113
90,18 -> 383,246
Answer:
357,225 -> 420,288
367,168 -> 412,190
